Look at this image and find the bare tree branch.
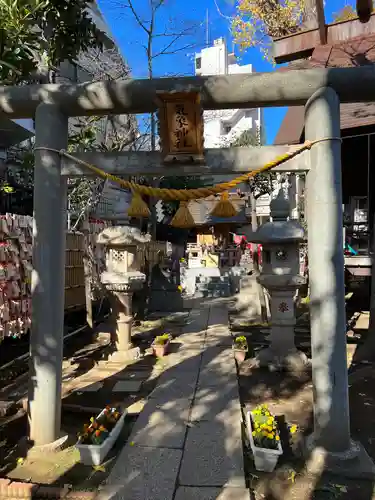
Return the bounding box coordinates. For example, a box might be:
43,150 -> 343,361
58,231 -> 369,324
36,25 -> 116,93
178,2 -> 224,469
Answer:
126,0 -> 151,34
153,43 -> 197,58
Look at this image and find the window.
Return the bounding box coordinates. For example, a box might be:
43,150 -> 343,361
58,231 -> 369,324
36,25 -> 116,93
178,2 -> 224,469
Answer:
223,124 -> 232,134
195,57 -> 202,70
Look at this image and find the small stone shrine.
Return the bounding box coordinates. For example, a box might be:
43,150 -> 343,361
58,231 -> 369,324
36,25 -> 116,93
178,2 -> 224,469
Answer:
251,189 -> 309,371
97,226 -> 151,361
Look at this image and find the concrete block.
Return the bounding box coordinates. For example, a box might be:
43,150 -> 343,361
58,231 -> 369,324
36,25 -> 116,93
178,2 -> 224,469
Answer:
129,399 -> 191,449
156,369 -> 199,388
149,377 -> 197,402
100,445 -> 182,500
204,336 -> 233,347
77,382 -> 103,393
175,487 -> 250,500
208,307 -> 229,326
113,371 -> 151,380
112,380 -> 143,393
197,370 -> 237,388
179,421 -> 245,487
183,308 -> 210,331
191,384 -> 241,422
162,350 -> 202,372
201,347 -> 236,373
177,334 -> 206,348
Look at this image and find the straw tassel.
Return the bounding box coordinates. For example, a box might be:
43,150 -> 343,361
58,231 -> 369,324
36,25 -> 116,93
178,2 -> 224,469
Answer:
210,192 -> 238,218
170,201 -> 195,228
127,192 -> 150,218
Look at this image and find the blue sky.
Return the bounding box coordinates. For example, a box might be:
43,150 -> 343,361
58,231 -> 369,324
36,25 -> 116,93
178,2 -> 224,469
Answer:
98,0 -> 355,144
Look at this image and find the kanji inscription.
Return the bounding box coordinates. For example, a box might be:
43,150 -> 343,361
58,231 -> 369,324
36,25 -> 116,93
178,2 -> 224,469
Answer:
278,302 -> 289,313
156,91 -> 204,164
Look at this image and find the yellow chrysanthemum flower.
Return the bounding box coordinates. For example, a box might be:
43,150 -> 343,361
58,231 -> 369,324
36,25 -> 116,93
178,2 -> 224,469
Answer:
290,425 -> 298,434
275,435 -> 280,441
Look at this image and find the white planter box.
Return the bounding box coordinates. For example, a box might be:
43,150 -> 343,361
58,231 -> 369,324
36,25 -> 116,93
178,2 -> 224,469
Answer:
76,409 -> 127,466
247,411 -> 283,472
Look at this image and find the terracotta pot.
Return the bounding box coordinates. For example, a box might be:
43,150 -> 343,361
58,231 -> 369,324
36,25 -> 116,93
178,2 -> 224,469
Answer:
233,349 -> 247,363
152,340 -> 170,357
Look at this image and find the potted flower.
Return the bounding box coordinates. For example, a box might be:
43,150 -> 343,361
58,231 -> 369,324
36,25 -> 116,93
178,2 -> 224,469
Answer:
233,335 -> 248,363
247,404 -> 283,472
76,405 -> 126,466
152,333 -> 171,357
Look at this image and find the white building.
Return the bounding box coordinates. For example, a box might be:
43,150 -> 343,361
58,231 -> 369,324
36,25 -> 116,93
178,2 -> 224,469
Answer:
195,38 -> 263,149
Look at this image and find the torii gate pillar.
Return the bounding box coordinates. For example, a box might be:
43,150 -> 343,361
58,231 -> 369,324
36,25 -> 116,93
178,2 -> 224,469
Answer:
28,104 -> 68,447
305,87 -> 374,476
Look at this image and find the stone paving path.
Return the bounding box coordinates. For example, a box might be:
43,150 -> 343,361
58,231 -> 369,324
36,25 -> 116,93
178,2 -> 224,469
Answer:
98,305 -> 250,500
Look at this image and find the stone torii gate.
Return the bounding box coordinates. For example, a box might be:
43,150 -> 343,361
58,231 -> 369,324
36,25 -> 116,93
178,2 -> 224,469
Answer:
1,66 -> 375,475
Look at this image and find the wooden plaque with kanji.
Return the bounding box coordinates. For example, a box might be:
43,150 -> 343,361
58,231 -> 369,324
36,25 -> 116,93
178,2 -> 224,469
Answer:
156,91 -> 204,164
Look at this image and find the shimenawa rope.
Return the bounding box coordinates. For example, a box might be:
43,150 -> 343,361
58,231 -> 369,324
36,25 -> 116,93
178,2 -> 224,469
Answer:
34,137 -> 341,202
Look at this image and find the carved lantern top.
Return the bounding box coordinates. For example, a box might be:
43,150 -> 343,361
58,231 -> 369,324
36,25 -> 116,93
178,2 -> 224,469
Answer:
251,190 -> 304,245
156,91 -> 204,164
97,226 -> 151,275
97,226 -> 151,247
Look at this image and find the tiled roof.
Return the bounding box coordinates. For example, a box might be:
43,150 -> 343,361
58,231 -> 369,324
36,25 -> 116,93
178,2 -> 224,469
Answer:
274,34 -> 375,145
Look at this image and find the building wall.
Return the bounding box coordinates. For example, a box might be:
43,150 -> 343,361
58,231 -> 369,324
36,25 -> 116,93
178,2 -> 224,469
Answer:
195,38 -> 262,195
195,38 -> 261,149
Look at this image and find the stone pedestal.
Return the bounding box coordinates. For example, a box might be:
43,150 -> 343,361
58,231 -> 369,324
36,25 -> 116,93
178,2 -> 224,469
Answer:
112,291 -> 132,351
102,272 -> 145,354
97,227 -> 150,362
250,190 -> 309,372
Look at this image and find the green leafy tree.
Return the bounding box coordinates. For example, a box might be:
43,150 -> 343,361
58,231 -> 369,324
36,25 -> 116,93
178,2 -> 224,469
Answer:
0,0 -> 103,202
231,126 -> 272,201
0,0 -> 101,85
333,5 -> 357,22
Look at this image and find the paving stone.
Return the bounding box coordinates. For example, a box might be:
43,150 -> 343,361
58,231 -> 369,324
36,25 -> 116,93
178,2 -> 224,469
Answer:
177,334 -> 206,348
129,399 -> 191,449
162,350 -> 202,372
126,399 -> 146,415
179,421 -> 245,488
197,370 -> 237,388
182,310 -> 210,335
207,307 -> 229,326
204,335 -> 233,347
191,384 -> 241,422
175,487 -> 250,500
100,445 -> 182,500
206,325 -> 230,335
77,381 -> 103,392
97,370 -> 150,380
112,380 -> 143,393
156,369 -> 199,388
149,377 -> 197,402
201,347 -> 236,373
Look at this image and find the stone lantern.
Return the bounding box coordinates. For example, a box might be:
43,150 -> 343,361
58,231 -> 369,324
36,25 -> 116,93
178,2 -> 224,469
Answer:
97,226 -> 151,362
251,189 -> 309,371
